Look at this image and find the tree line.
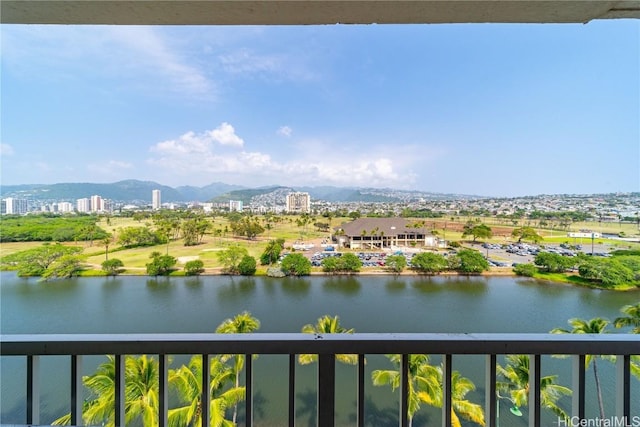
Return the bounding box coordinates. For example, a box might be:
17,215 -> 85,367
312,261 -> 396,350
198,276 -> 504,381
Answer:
0,214 -> 109,243
514,250 -> 640,288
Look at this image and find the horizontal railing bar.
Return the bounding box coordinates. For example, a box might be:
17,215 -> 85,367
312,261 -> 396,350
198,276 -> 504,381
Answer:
1,333 -> 638,356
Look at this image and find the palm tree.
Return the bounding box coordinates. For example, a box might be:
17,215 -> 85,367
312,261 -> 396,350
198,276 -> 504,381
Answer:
613,303 -> 640,381
551,317 -> 610,419
372,354 -> 485,427
126,354 -> 160,426
497,354 -> 571,421
100,234 -> 113,261
613,303 -> 640,333
53,355 -> 159,427
299,315 -> 357,365
168,355 -> 244,427
215,311 -> 261,424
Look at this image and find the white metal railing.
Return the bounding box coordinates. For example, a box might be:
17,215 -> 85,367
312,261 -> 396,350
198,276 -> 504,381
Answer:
1,333 -> 638,427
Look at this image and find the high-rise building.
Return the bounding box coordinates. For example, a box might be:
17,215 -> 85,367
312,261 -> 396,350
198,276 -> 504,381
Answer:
77,198 -> 90,213
58,202 -> 74,213
285,192 -> 311,213
152,189 -> 161,210
90,195 -> 103,212
229,200 -> 243,212
2,198 -> 29,215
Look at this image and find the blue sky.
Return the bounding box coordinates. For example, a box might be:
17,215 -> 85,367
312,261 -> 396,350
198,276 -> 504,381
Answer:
1,21 -> 638,197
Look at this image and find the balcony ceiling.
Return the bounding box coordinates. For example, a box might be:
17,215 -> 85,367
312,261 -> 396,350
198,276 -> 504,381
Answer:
2,0 -> 639,25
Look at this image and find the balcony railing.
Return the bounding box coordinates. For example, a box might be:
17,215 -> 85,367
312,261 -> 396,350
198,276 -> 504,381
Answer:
1,333 -> 637,427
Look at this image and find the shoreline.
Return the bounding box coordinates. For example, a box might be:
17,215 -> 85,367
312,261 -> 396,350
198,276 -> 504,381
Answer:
3,267 -> 635,291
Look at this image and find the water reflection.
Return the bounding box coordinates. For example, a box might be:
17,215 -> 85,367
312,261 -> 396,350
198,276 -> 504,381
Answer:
216,276 -> 257,302
16,277 -> 80,295
281,277 -> 311,297
184,277 -> 202,288
146,277 -> 174,292
295,389 -> 317,427
323,276 -> 361,295
360,396 -> 398,427
101,277 -> 123,290
412,276 -> 487,295
385,277 -> 407,293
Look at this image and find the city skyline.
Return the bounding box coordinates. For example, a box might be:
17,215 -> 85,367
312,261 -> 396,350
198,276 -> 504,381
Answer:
1,21 -> 638,197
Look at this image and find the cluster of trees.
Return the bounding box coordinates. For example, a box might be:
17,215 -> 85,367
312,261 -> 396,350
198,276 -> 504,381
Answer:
514,250 -> 640,288
409,249 -> 490,275
0,243 -> 84,278
228,214 -> 265,240
550,304 -> 640,419
117,226 -> 166,248
50,304 -> 640,427
52,312 -> 261,427
461,221 -> 493,242
321,253 -> 362,273
0,214 -> 109,243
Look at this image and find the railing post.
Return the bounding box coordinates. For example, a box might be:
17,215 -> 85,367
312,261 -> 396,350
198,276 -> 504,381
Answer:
486,354 -> 497,427
442,354 -> 452,427
357,354 -> 365,427
202,354 -> 210,427
71,355 -> 83,426
318,353 -> 335,427
159,354 -> 169,427
572,354 -> 585,419
27,355 -> 40,425
289,354 -> 296,427
115,354 -> 125,427
528,354 -> 541,427
245,353 -> 253,427
616,355 -> 630,419
400,354 -> 408,427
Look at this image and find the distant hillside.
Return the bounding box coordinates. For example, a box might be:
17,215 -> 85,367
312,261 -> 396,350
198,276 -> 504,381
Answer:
0,180 -> 482,204
1,180 -> 183,202
175,182 -> 245,201
212,186 -> 289,204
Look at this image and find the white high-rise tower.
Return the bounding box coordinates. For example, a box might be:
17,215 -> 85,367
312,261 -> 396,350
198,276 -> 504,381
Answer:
152,189 -> 161,210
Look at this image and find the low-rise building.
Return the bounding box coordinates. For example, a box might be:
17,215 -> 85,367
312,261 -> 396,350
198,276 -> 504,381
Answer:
334,217 -> 438,249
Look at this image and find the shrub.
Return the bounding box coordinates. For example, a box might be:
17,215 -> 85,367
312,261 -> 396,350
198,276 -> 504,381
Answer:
146,252 -> 177,276
102,258 -> 124,276
280,253 -> 311,276
238,255 -> 257,276
513,263 -> 537,277
385,255 -> 406,274
411,252 -> 448,274
184,259 -> 205,276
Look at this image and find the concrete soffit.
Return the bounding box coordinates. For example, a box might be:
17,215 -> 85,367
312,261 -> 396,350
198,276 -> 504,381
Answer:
1,1 -> 640,25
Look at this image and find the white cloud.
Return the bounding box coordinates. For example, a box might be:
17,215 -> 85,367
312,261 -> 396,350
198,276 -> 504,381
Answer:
151,123 -> 244,159
208,123 -> 244,147
2,26 -> 213,97
218,48 -> 317,81
148,125 -> 416,188
277,126 -> 293,137
0,143 -> 15,156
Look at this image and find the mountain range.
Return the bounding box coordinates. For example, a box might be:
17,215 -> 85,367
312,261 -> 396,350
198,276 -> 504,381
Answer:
0,179 -> 478,204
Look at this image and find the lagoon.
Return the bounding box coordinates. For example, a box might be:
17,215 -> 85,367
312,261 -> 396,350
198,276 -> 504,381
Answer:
1,272 -> 638,425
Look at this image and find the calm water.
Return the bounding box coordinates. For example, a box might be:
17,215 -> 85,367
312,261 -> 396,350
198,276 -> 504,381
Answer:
1,272 -> 638,425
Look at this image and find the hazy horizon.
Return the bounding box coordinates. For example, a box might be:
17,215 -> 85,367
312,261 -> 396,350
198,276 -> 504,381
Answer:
2,178 -> 638,200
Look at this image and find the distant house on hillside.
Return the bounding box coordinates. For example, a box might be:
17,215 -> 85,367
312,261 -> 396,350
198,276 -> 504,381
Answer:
334,218 -> 439,250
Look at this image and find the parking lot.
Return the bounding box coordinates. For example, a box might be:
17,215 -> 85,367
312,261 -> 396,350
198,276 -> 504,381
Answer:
470,241 -> 613,267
